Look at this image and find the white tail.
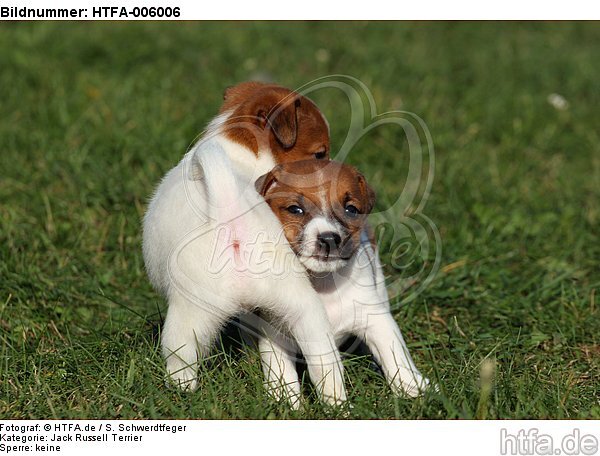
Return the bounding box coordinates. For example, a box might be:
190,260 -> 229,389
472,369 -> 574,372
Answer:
190,138 -> 241,224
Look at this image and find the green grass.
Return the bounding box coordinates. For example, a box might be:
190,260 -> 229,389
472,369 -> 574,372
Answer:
1,22 -> 599,419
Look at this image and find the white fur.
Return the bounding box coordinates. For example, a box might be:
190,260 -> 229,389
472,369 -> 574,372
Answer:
143,114 -> 346,405
298,216 -> 347,273
258,221 -> 430,408
143,110 -> 428,409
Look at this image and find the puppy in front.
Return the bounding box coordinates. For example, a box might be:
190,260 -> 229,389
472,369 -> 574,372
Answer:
255,159 -> 429,406
143,82 -> 349,405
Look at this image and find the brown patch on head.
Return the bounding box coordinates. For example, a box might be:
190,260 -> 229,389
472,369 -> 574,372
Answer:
255,160 -> 375,261
220,81 -> 330,164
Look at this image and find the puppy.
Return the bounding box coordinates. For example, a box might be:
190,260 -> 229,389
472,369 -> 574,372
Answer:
143,82 -> 349,405
255,160 -> 429,406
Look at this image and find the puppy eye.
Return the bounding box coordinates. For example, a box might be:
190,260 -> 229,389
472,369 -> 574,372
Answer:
345,205 -> 360,217
287,205 -> 305,215
314,150 -> 327,160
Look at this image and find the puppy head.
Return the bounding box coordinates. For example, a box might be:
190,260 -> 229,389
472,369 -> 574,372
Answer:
221,81 -> 330,164
256,160 -> 375,274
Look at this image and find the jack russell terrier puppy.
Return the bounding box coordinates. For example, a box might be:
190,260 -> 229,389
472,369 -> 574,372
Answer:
143,82 -> 348,405
254,159 -> 428,407
142,81 -> 427,407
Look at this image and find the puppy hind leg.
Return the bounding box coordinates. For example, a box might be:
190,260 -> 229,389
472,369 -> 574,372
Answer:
161,291 -> 225,392
258,334 -> 302,410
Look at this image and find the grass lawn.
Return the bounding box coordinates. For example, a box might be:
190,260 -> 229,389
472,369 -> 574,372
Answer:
0,22 -> 598,419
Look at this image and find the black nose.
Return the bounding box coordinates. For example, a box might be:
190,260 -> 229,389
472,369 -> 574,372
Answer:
317,231 -> 342,253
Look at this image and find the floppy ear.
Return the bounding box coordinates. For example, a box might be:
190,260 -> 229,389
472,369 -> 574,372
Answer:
266,98 -> 299,149
357,173 -> 376,214
254,169 -> 280,197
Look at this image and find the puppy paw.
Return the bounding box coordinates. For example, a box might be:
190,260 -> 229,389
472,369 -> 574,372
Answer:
395,374 -> 433,398
166,368 -> 198,392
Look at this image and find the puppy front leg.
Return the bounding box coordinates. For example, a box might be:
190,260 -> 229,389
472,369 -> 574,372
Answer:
286,306 -> 347,406
362,313 -> 429,397
258,335 -> 302,409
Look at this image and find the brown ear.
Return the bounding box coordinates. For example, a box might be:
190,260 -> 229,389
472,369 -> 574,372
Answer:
254,169 -> 279,197
358,173 -> 376,214
267,98 -> 299,149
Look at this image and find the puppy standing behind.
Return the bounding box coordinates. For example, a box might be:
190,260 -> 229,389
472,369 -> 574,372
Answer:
142,82 -> 350,405
255,160 -> 429,406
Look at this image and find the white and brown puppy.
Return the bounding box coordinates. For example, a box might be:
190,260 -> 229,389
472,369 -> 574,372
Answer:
143,82 -> 349,405
255,160 -> 429,406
